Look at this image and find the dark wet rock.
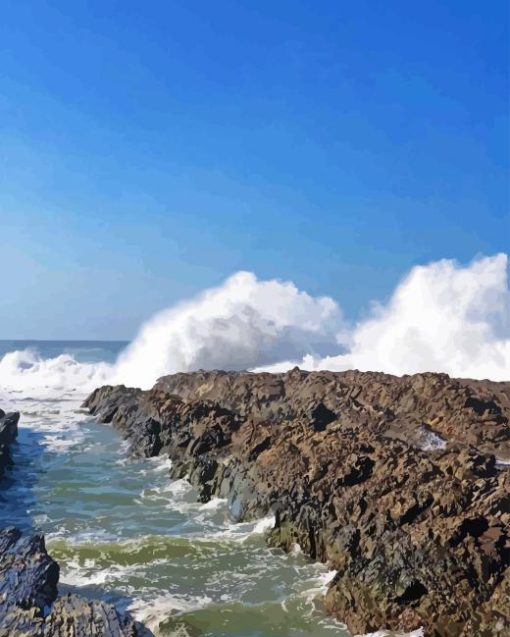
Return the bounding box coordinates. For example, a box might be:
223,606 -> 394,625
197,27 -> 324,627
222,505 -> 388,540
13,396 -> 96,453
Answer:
0,527 -> 59,616
0,410 -> 19,479
0,527 -> 149,636
0,527 -> 58,636
84,369 -> 510,636
0,411 -> 19,446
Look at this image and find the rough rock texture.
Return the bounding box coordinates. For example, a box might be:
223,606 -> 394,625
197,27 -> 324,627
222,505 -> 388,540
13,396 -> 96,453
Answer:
0,527 -> 147,637
43,595 -> 144,637
85,369 -> 510,637
0,409 -> 19,478
0,527 -> 59,617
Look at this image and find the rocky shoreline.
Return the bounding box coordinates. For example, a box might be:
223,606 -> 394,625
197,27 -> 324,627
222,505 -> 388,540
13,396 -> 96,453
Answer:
0,409 -> 150,637
84,368 -> 510,637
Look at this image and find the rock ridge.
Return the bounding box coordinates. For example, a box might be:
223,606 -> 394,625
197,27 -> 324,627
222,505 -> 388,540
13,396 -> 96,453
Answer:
84,369 -> 510,636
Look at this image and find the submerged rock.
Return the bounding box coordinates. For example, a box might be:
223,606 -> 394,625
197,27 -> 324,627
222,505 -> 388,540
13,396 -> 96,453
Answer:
85,369 -> 510,636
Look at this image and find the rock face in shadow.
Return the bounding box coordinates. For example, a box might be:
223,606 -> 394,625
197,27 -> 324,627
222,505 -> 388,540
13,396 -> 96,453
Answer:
0,527 -> 146,637
85,369 -> 510,636
0,409 -> 19,478
0,527 -> 59,619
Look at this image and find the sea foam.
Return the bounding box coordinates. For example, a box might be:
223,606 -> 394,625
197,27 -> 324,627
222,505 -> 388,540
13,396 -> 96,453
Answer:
0,254 -> 508,404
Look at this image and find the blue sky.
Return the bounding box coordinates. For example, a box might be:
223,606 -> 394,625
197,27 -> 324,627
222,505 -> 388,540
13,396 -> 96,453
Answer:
1,0 -> 508,339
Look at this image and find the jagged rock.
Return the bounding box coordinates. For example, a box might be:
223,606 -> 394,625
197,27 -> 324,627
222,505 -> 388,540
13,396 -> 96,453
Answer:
0,527 -> 59,636
84,369 -> 510,636
0,410 -> 19,446
0,527 -> 59,616
43,595 -> 141,637
0,528 -> 148,637
0,410 -> 19,479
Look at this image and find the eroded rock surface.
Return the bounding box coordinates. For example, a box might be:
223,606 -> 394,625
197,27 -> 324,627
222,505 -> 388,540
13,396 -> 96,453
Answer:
0,527 -> 146,637
43,595 -> 143,637
84,369 -> 510,636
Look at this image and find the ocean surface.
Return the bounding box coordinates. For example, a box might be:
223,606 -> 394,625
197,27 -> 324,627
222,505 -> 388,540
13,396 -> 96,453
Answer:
0,340 -> 350,637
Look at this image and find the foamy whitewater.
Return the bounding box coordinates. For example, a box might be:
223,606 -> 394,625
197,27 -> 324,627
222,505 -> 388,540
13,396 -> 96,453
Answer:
1,254 -> 509,394
0,253 -> 508,636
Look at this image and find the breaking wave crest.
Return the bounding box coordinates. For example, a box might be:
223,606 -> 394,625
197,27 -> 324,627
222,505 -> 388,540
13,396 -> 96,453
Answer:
0,254 -> 508,396
110,270 -> 343,388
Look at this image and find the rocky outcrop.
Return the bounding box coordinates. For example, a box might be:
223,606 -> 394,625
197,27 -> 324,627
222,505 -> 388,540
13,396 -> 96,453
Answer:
0,527 -> 59,622
0,409 -> 19,478
0,527 -> 147,637
85,369 -> 510,636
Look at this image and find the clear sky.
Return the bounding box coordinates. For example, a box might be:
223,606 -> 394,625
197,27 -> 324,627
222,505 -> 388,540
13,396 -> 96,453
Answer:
1,0 -> 508,339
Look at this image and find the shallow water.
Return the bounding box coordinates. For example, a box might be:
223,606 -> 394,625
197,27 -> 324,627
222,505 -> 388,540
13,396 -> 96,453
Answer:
0,341 -> 349,637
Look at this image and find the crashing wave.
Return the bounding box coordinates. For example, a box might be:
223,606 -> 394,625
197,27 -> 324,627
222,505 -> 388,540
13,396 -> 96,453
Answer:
0,253 -> 508,396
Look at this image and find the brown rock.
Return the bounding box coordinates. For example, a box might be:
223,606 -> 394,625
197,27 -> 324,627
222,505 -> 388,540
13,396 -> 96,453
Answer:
84,369 -> 510,636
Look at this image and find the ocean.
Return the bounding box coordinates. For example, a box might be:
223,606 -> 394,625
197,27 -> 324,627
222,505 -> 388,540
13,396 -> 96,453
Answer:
0,340 -> 349,637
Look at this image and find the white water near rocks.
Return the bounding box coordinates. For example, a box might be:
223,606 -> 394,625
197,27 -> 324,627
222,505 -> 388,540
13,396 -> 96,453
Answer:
0,341 -> 350,637
2,255 -> 508,398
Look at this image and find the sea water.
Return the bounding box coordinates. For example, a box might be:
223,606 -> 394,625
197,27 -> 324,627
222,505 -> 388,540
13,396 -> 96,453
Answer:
0,340 -> 350,637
